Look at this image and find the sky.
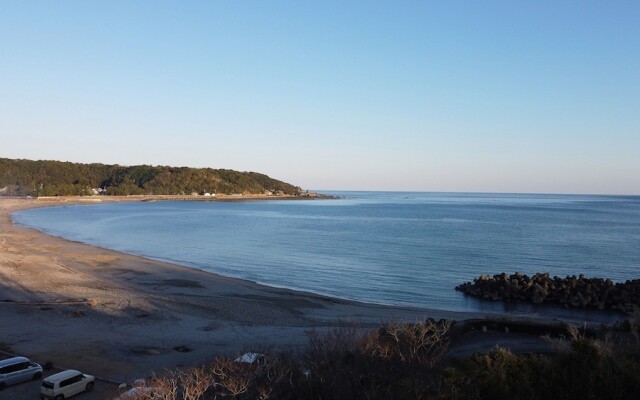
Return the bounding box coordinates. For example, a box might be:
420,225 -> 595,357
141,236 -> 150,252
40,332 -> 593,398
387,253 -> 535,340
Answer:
1,1 -> 639,194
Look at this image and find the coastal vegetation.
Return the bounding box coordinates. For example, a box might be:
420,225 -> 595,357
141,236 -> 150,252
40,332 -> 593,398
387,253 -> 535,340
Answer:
456,272 -> 640,313
0,158 -> 301,197
111,318 -> 640,400
439,328 -> 640,400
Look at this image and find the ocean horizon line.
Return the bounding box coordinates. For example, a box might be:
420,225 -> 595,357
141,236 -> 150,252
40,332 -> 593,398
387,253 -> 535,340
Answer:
312,189 -> 640,197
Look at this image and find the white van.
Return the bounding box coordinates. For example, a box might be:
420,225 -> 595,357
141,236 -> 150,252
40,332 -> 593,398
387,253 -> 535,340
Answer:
0,356 -> 43,389
40,369 -> 94,399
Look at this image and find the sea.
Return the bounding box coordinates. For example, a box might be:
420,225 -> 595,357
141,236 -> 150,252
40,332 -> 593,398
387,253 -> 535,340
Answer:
12,192 -> 640,321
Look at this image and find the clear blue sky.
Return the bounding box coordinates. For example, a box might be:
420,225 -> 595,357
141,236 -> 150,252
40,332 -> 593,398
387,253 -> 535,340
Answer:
1,1 -> 638,194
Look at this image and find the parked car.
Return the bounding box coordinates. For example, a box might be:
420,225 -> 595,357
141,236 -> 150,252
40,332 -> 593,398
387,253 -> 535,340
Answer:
40,369 -> 94,399
0,356 -> 43,389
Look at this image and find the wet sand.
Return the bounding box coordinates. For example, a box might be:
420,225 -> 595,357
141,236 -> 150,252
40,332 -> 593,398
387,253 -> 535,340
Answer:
0,197 -> 474,383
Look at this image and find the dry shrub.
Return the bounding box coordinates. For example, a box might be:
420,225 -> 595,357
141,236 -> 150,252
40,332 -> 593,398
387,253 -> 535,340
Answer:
305,324 -> 361,372
149,370 -> 179,400
109,320 -> 457,400
629,305 -> 640,344
179,365 -> 215,400
252,352 -> 303,400
365,319 -> 452,366
114,318 -> 640,400
210,357 -> 253,398
302,320 -> 452,399
109,372 -> 178,400
441,323 -> 640,400
441,347 -> 552,400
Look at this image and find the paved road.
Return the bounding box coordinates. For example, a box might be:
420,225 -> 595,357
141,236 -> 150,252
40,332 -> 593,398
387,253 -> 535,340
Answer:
447,330 -> 556,359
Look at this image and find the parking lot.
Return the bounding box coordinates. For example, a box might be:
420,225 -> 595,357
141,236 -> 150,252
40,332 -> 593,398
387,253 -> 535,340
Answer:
0,369 -> 119,400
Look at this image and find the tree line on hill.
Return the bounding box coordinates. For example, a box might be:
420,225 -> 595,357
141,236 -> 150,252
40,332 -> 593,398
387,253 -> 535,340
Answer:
0,158 -> 301,197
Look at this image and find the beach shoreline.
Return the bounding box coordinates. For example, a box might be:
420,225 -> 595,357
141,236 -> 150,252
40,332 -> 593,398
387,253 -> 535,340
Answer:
1,196 -> 476,384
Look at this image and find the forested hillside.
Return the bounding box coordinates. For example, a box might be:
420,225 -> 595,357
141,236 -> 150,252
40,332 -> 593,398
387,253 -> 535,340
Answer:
0,158 -> 301,197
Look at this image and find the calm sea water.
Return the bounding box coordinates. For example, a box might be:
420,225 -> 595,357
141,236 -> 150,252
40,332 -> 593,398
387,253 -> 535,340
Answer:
12,192 -> 640,320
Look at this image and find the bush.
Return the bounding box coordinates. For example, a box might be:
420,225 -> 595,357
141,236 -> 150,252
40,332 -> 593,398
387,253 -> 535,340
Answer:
440,348 -> 551,400
113,321 -> 640,400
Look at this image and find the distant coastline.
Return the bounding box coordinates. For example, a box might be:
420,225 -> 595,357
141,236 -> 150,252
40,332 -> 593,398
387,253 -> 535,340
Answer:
28,192 -> 335,204
0,157 -> 306,197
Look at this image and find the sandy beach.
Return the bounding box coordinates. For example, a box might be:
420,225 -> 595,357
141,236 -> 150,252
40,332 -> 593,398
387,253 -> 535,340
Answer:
0,197 -> 474,384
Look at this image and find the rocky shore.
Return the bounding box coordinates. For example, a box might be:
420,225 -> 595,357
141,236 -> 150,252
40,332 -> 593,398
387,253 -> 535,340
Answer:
456,272 -> 640,313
